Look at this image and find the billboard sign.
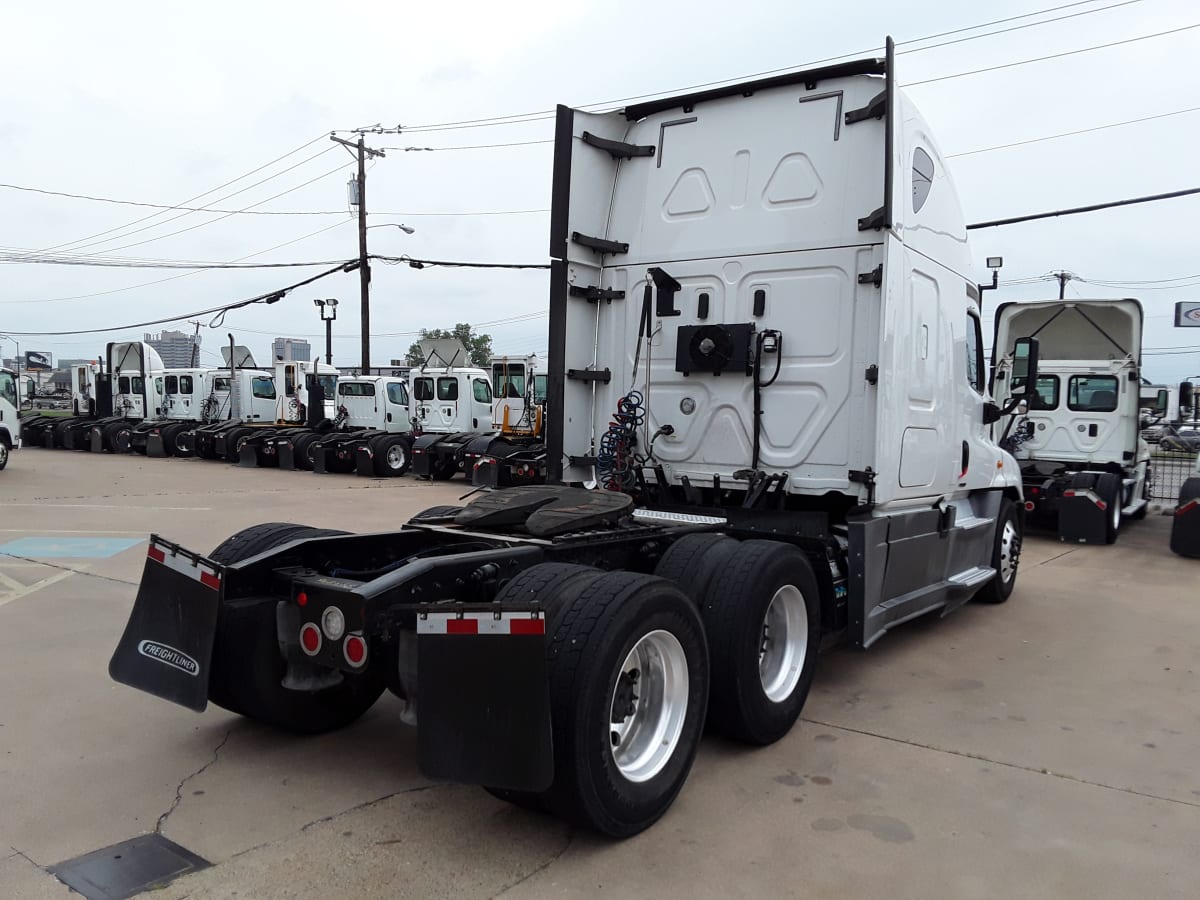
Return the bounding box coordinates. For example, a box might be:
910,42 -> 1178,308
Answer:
1174,301 -> 1200,327
24,350 -> 53,370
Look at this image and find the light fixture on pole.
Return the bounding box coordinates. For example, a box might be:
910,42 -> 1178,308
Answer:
313,298 -> 338,365
366,223 -> 416,235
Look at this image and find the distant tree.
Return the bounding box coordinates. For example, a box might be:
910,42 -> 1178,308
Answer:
405,323 -> 492,368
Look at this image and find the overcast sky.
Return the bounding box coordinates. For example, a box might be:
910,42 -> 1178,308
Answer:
1,0 -> 1198,384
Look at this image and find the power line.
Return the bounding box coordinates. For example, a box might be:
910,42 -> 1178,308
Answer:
0,218 -> 355,305
378,139 -> 555,152
967,186 -> 1200,229
44,143 -> 340,256
907,22 -> 1200,87
0,181 -> 351,215
392,0 -> 1148,133
1,262 -> 358,336
946,105 -> 1200,159
0,252 -> 352,270
36,133 -> 332,254
373,254 -> 550,270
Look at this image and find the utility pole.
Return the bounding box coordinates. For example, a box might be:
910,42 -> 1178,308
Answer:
1053,270 -> 1072,299
331,130 -> 392,372
188,320 -> 201,367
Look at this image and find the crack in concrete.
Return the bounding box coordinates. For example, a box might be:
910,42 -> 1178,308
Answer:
802,716 -> 1200,810
492,830 -> 575,898
0,552 -> 139,587
156,729 -> 234,834
1036,547 -> 1079,566
8,845 -> 42,868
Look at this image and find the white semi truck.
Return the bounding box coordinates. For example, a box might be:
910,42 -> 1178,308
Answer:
110,42 -> 1036,838
993,299 -> 1150,543
0,365 -> 18,470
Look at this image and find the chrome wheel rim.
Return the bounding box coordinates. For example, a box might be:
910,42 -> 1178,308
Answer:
386,443 -> 407,469
759,584 -> 808,703
608,629 -> 689,783
999,519 -> 1020,583
0,444 -> 8,466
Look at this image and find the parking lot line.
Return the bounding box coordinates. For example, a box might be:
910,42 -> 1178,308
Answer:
0,570 -> 76,609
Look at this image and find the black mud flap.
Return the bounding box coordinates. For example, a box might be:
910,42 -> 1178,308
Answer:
1059,488 -> 1109,544
108,537 -> 223,713
411,434 -> 440,478
277,439 -> 296,469
471,456 -> 502,488
1171,477 -> 1200,558
147,432 -> 168,458
417,607 -> 553,792
237,444 -> 259,468
312,445 -> 331,474
355,445 -> 374,476
89,427 -> 105,453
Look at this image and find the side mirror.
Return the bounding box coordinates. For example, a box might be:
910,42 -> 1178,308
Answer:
1010,337 -> 1040,397
1180,381 -> 1194,409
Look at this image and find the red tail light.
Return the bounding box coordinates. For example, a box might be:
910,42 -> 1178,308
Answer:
300,623 -> 322,656
343,634 -> 367,667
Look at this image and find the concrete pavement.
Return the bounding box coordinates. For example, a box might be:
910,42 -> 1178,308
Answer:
0,448 -> 1196,898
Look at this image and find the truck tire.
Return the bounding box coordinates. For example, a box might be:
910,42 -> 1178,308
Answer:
373,434 -> 412,476
699,541 -> 820,745
1130,467 -> 1150,520
653,533 -> 739,606
0,436 -> 8,471
408,505 -> 464,523
291,432 -> 321,470
975,498 -> 1021,604
223,427 -> 253,462
1096,472 -> 1123,544
485,563 -> 607,813
105,421 -> 132,453
539,571 -> 708,837
430,453 -> 459,480
207,523 -> 383,733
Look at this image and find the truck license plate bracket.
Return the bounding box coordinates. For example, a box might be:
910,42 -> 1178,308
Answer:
417,609 -> 552,792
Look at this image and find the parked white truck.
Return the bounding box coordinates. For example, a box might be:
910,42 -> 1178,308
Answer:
110,42 -> 1036,838
993,299 -> 1150,543
0,365 -> 18,470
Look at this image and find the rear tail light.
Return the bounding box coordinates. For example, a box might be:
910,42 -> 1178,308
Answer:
1024,501 -> 1035,511
1178,499 -> 1199,517
343,634 -> 367,667
300,623 -> 322,656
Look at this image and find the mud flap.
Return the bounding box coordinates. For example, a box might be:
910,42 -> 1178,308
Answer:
1059,488 -> 1109,544
312,444 -> 330,474
1170,477 -> 1200,558
108,538 -> 223,712
89,427 -> 105,453
277,439 -> 296,469
411,434 -> 440,478
416,608 -> 553,792
147,432 -> 168,457
471,456 -> 501,488
355,445 -> 374,476
237,444 -> 259,468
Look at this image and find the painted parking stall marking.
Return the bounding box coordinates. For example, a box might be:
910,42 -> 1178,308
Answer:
417,610 -> 545,635
147,542 -> 222,592
0,536 -> 144,559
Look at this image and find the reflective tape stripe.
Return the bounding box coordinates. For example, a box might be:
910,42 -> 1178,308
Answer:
418,611 -> 545,635
147,542 -> 222,592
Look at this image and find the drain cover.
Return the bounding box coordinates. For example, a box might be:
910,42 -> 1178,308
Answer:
49,834 -> 209,900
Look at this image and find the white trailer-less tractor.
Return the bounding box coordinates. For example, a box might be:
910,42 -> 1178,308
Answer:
88,342 -> 167,453
465,356 -> 551,487
109,43 -> 1036,837
407,366 -> 497,479
993,299 -> 1150,543
0,365 -> 18,470
301,374 -> 415,476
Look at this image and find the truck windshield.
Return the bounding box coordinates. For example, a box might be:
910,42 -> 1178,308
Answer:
317,375 -> 338,398
493,364 -> 526,399
1068,375 -> 1118,412
0,372 -> 15,407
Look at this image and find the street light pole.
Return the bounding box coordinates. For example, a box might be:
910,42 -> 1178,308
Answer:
314,299 -> 338,366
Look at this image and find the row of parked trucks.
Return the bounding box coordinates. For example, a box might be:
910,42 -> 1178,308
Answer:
18,341 -> 551,484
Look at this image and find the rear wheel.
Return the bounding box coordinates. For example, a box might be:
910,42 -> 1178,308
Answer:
653,533 -> 739,605
540,571 -> 708,837
699,540 -> 820,745
1096,472 -> 1123,544
0,438 -> 9,470
207,523 -> 384,733
373,434 -> 412,476
105,421 -> 132,453
430,453 -> 459,480
291,432 -> 321,470
223,427 -> 253,462
976,498 -> 1021,604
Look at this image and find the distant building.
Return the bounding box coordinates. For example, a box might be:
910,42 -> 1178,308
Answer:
273,337 -> 312,362
145,330 -> 201,367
